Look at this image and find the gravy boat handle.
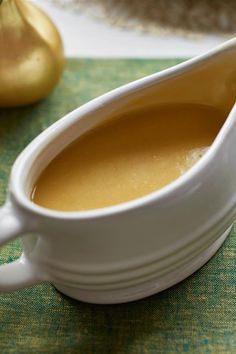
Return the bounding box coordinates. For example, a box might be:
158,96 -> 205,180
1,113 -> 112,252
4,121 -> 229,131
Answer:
0,202 -> 44,292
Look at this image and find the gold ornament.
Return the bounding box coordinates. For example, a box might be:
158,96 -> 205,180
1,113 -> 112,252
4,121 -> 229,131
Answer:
0,0 -> 64,107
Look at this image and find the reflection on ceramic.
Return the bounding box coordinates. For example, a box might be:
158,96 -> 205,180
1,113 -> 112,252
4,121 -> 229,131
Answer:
0,38 -> 236,304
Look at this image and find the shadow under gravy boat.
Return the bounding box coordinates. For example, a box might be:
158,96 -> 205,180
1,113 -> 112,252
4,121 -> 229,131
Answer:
0,39 -> 236,304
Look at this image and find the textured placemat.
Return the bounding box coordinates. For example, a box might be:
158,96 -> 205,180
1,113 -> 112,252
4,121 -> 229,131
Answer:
0,59 -> 235,354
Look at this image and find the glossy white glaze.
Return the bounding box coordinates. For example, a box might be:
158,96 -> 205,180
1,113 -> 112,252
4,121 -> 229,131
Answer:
0,38 -> 235,303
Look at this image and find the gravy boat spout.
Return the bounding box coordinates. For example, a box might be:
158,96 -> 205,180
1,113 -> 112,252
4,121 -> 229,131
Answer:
0,38 -> 236,304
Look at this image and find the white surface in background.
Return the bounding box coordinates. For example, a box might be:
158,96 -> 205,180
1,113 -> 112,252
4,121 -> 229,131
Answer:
33,0 -> 229,58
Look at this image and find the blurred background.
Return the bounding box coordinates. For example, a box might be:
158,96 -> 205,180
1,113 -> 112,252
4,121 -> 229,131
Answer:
34,0 -> 235,58
0,2 -> 236,354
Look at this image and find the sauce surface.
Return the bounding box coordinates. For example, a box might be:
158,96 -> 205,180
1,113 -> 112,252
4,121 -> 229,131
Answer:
32,104 -> 225,211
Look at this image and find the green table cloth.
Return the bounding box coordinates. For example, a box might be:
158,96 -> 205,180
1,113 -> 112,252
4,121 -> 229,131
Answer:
0,59 -> 235,354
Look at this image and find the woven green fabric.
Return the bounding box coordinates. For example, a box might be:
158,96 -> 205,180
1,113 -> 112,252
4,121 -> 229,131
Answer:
0,59 -> 235,354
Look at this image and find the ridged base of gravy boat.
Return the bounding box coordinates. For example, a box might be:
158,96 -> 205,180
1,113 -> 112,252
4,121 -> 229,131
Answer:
0,38 -> 236,304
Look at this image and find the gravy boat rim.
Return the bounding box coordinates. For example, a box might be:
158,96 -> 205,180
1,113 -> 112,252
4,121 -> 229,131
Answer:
11,39 -> 236,220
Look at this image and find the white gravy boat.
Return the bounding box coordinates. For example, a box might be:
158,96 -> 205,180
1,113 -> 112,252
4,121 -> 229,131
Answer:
0,38 -> 236,304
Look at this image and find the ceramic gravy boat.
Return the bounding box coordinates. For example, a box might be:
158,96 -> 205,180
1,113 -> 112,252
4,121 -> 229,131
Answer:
0,39 -> 236,304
